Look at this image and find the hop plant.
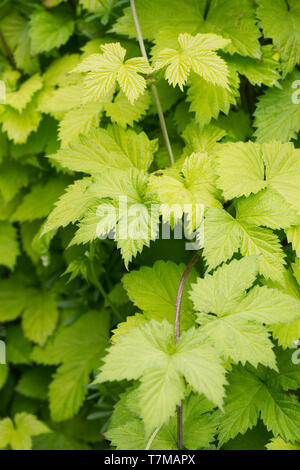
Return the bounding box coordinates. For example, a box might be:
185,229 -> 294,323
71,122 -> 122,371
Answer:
74,42 -> 152,103
1,0 -> 300,453
153,33 -> 231,90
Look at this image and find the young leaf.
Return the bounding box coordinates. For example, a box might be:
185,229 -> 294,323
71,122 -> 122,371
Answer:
74,43 -> 152,103
153,33 -> 231,91
51,126 -> 156,174
190,257 -> 300,367
95,319 -> 226,432
0,413 -> 50,450
73,167 -> 159,267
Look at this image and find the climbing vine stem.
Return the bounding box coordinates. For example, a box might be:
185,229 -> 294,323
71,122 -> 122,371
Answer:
175,253 -> 200,450
130,0 -> 175,165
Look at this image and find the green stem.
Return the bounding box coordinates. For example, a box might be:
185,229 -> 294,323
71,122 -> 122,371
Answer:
130,0 -> 174,165
145,424 -> 162,450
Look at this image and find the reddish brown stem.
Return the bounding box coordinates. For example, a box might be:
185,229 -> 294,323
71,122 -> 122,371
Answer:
174,253 -> 200,450
174,254 -> 200,344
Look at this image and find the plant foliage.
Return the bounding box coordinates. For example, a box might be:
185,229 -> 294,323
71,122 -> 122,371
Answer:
0,0 -> 300,451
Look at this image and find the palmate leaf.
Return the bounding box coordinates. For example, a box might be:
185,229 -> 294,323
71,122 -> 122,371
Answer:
0,413 -> 50,450
254,71 -> 300,143
73,168 -> 159,267
190,257 -> 300,368
51,126 -> 157,174
31,311 -> 109,421
153,33 -> 230,91
257,0 -> 300,77
29,5 -> 75,55
206,148 -> 295,280
74,43 -> 152,104
216,141 -> 300,213
219,354 -> 300,446
200,316 -> 276,369
122,260 -> 197,329
95,319 -> 227,433
190,256 -> 259,317
203,207 -> 286,282
148,152 -> 221,232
